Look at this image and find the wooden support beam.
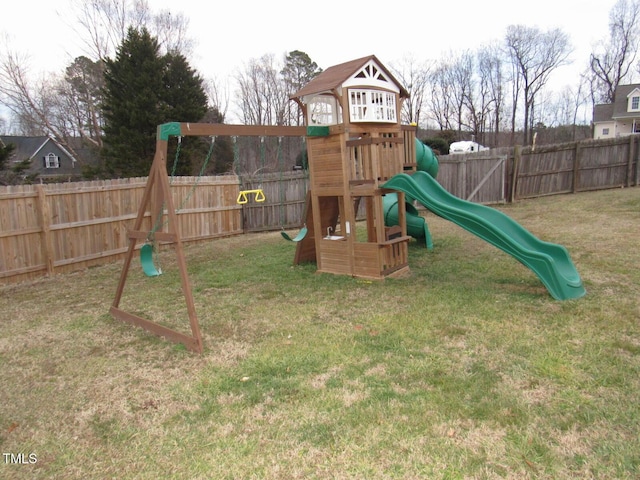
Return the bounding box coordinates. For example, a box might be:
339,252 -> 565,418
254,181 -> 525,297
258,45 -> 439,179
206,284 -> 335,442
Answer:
110,307 -> 202,353
110,131 -> 203,353
165,123 -> 307,139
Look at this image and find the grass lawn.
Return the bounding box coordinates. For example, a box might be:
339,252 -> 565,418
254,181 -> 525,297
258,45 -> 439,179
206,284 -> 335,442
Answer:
1,187 -> 639,479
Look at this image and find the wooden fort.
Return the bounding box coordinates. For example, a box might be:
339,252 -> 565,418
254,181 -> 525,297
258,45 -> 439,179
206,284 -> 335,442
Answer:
290,55 -> 418,280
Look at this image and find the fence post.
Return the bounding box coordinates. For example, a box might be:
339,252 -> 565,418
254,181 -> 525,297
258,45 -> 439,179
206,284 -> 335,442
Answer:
458,157 -> 467,198
628,134 -> 636,187
572,141 -> 581,193
35,185 -> 55,276
510,145 -> 521,202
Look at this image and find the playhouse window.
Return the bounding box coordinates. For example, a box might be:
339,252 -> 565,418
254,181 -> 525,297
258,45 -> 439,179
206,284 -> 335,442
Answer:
44,153 -> 60,168
308,95 -> 338,125
348,89 -> 396,123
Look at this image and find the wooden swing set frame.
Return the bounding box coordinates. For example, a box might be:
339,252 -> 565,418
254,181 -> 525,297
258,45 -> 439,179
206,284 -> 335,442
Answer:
110,122 -> 305,353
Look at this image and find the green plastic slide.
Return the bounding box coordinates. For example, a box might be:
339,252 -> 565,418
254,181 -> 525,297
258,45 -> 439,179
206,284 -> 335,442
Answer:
383,171 -> 586,300
382,193 -> 433,249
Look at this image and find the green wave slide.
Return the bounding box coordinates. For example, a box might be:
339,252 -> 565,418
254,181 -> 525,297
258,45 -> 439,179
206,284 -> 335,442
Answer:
383,171 -> 586,300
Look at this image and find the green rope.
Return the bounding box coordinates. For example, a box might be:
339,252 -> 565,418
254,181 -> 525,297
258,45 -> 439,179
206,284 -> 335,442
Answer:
277,137 -> 285,227
148,136 -> 216,238
170,136 -> 182,179
232,136 -> 242,192
148,135 -> 182,241
258,136 -> 265,189
178,136 -> 216,208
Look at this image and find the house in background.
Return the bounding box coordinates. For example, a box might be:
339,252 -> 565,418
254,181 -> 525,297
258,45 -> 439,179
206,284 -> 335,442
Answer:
0,135 -> 98,181
593,84 -> 640,139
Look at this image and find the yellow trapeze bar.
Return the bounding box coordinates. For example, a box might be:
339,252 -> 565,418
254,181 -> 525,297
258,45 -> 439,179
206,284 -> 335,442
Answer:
236,189 -> 266,204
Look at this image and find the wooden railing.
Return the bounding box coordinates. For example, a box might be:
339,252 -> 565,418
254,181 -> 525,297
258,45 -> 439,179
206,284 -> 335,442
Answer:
402,126 -> 417,171
347,133 -> 405,185
381,236 -> 410,275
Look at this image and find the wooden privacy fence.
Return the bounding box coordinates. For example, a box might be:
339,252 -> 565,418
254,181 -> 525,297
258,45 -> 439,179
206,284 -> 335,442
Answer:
239,171 -> 309,233
437,155 -> 508,203
511,136 -> 639,200
437,135 -> 639,203
0,176 -> 242,284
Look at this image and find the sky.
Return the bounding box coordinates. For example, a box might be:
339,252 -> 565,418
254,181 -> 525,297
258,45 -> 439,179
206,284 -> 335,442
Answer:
0,0 -> 621,122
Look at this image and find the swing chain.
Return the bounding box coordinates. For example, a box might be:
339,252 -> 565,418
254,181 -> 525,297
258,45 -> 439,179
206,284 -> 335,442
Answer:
170,136 -> 182,179
149,135 -> 215,237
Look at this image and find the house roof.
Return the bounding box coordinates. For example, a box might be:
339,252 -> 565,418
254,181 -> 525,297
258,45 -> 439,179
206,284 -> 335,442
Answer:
593,103 -> 615,123
0,135 -> 98,166
290,55 -> 410,101
611,83 -> 640,119
0,136 -> 51,162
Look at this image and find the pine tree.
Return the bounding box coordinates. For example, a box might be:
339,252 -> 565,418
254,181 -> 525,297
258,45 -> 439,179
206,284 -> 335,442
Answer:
281,51 -> 323,126
162,52 -> 208,176
102,28 -> 207,178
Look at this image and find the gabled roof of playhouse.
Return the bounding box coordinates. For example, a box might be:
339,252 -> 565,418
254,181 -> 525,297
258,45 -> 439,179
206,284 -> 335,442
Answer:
290,55 -> 409,101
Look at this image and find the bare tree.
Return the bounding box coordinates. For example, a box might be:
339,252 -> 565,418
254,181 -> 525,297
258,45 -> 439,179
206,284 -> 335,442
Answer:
553,76 -> 590,138
0,47 -> 84,158
58,57 -> 105,147
590,0 -> 640,103
505,24 -> 572,144
152,9 -> 194,57
477,44 -> 505,146
204,77 -> 230,121
427,62 -> 455,130
71,0 -> 192,61
72,0 -> 149,61
236,54 -> 288,126
0,49 -> 53,135
390,55 -> 433,126
430,51 -> 476,138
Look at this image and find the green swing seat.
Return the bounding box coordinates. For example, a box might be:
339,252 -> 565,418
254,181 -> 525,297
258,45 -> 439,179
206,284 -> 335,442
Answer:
140,243 -> 162,277
281,226 -> 308,242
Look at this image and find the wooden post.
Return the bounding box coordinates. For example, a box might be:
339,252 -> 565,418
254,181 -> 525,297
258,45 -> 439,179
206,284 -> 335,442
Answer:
510,145 -> 521,203
627,134 -> 636,188
573,141 -> 581,193
110,127 -> 203,354
35,185 -> 55,276
457,157 -> 467,199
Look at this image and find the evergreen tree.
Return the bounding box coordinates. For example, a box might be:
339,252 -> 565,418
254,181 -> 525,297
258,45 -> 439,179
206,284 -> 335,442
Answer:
102,27 -> 207,178
281,50 -> 323,126
201,106 -> 234,174
162,52 -> 208,176
0,142 -> 14,171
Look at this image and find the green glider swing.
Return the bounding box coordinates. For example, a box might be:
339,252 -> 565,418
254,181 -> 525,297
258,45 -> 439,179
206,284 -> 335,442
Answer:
280,226 -> 308,242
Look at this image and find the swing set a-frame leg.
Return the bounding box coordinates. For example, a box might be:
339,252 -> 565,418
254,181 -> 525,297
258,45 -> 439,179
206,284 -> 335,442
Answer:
110,136 -> 203,353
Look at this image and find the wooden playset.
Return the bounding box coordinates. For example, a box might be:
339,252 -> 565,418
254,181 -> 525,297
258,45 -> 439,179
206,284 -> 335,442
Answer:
288,55 -> 418,279
111,55 -> 420,352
